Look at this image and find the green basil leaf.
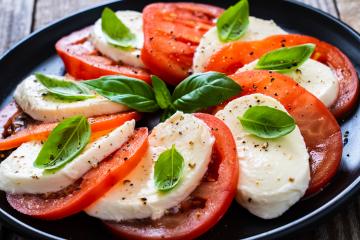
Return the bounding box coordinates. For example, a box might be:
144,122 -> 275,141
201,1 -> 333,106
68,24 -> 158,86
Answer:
255,44 -> 316,72
160,108 -> 176,122
35,73 -> 95,101
101,8 -> 136,48
172,72 -> 242,113
154,144 -> 184,192
217,0 -> 249,42
82,75 -> 159,112
34,115 -> 91,171
151,75 -> 173,110
238,106 -> 295,139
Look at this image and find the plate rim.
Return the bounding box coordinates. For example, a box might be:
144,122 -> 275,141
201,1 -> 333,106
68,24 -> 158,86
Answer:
0,0 -> 359,239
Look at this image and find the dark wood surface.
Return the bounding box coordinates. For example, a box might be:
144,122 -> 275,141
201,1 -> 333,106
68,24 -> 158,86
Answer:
0,0 -> 359,239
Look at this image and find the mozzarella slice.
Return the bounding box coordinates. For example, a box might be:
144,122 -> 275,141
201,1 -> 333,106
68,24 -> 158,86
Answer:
238,59 -> 339,107
192,17 -> 287,73
91,10 -> 144,68
0,120 -> 135,194
85,112 -> 214,221
14,75 -> 127,122
215,94 -> 310,219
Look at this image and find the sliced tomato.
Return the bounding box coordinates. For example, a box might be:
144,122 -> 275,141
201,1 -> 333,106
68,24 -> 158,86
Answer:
141,3 -> 223,85
104,113 -> 238,240
224,70 -> 342,195
55,26 -> 151,83
205,34 -> 359,119
0,111 -> 141,151
7,128 -> 148,220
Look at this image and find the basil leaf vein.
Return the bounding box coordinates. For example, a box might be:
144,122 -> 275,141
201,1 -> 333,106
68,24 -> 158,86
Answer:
238,106 -> 295,139
34,115 -> 91,172
172,72 -> 242,113
82,76 -> 159,112
151,75 -> 173,110
154,145 -> 184,192
255,44 -> 316,72
35,73 -> 94,101
217,0 -> 249,42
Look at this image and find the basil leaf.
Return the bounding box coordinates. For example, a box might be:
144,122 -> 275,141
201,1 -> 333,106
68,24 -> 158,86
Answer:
35,73 -> 94,101
160,108 -> 176,122
151,75 -> 173,110
101,8 -> 136,48
238,106 -> 295,139
154,145 -> 184,192
217,0 -> 249,42
34,115 -> 91,171
255,44 -> 316,72
82,75 -> 159,112
172,72 -> 242,113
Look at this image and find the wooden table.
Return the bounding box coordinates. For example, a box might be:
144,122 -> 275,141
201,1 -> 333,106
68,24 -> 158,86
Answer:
0,0 -> 359,239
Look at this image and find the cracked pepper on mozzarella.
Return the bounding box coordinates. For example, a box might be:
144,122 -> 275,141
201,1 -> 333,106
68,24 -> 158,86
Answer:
215,94 -> 310,219
85,112 -> 215,221
238,59 -> 339,107
0,120 -> 135,194
14,75 -> 127,122
192,17 -> 287,73
91,10 -> 144,68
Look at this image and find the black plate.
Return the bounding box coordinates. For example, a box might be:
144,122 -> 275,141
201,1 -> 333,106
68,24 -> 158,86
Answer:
0,0 -> 359,239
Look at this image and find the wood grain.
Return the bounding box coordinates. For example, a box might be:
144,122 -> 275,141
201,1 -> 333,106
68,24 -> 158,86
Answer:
337,0 -> 360,32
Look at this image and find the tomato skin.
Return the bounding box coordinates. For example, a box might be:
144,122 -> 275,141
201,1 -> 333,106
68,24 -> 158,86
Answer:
7,128 -> 148,220
141,3 -> 223,85
205,34 -> 359,119
55,27 -> 151,83
104,113 -> 238,240
227,70 -> 342,195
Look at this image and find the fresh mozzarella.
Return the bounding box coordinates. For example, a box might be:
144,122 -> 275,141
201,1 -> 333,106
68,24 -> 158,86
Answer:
238,59 -> 339,107
91,10 -> 144,68
192,17 -> 287,73
14,75 -> 127,122
85,112 -> 214,221
0,120 -> 135,194
215,94 -> 310,219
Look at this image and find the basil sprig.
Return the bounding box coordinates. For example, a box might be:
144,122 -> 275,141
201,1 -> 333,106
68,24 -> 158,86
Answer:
151,75 -> 173,110
36,73 -> 95,101
255,44 -> 316,72
217,0 -> 249,42
238,106 -> 295,139
154,145 -> 184,192
34,115 -> 91,172
82,76 -> 160,112
101,8 -> 137,48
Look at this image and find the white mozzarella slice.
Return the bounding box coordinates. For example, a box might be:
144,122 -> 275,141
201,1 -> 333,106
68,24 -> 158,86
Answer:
238,59 -> 339,107
215,94 -> 310,219
192,16 -> 287,73
0,120 -> 135,194
14,75 -> 127,123
85,112 -> 215,221
91,10 -> 144,68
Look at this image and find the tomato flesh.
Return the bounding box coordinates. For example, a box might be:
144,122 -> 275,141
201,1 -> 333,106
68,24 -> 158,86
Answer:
55,26 -> 151,83
6,128 -> 148,220
104,113 -> 238,240
204,34 -> 359,119
141,3 -> 223,85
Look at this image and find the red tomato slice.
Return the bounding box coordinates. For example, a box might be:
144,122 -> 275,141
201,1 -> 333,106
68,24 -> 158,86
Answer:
204,34 -> 359,119
141,3 -> 223,85
55,26 -> 151,83
226,70 -> 343,195
7,128 -> 148,220
104,113 -> 238,240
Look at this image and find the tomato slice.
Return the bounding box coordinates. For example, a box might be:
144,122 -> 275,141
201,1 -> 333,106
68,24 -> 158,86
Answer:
204,34 -> 359,119
104,113 -> 238,240
55,26 -> 151,83
141,3 -> 223,85
0,111 -> 141,151
7,128 -> 148,220
226,70 -> 343,195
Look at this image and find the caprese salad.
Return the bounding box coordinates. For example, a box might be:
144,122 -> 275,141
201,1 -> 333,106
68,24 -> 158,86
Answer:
0,0 -> 357,239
